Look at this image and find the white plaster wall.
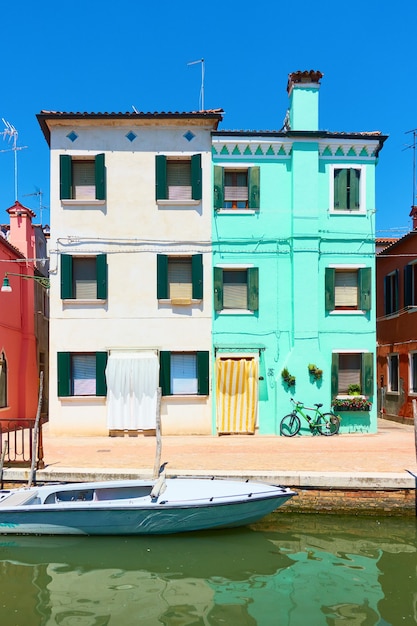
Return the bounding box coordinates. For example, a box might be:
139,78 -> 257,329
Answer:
48,119 -> 215,435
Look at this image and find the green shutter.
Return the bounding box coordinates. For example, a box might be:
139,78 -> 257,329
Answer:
197,351 -> 209,395
95,351 -> 108,396
394,269 -> 399,311
358,267 -> 372,311
60,255 -> 73,299
60,155 -> 72,200
247,267 -> 259,311
57,352 -> 71,397
325,268 -> 335,311
334,168 -> 347,210
248,166 -> 260,209
96,254 -> 108,299
349,169 -> 360,210
383,275 -> 390,314
159,351 -> 171,395
362,353 -> 374,397
191,154 -> 202,200
157,255 -> 168,299
404,265 -> 413,307
213,267 -> 223,311
331,353 -> 339,399
213,166 -> 224,209
191,254 -> 203,300
95,153 -> 106,200
155,155 -> 167,200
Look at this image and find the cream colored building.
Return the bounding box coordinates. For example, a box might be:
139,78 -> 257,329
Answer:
37,110 -> 223,435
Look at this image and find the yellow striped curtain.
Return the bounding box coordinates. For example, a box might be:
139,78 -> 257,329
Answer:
216,358 -> 258,434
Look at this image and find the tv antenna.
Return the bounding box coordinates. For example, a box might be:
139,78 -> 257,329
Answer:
0,119 -> 28,201
23,187 -> 48,225
404,128 -> 417,206
187,58 -> 205,110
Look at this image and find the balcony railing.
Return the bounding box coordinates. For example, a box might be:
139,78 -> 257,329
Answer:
0,416 -> 47,470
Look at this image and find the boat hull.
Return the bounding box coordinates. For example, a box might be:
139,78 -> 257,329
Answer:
0,478 -> 295,536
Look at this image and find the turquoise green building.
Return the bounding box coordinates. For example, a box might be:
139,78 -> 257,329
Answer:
212,70 -> 387,435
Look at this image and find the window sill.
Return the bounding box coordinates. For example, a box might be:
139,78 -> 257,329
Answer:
62,299 -> 107,305
162,395 -> 208,400
217,309 -> 255,315
158,299 -> 202,306
61,199 -> 106,207
157,199 -> 200,206
216,209 -> 257,215
59,396 -> 106,403
329,310 -> 366,315
329,209 -> 365,215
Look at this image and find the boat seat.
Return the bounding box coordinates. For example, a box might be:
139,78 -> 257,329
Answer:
0,490 -> 38,507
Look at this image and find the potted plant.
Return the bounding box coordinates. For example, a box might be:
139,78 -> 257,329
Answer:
281,368 -> 296,387
347,383 -> 361,396
308,364 -> 323,381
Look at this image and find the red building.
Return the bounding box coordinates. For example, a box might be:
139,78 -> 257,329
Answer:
376,208 -> 417,422
0,202 -> 48,423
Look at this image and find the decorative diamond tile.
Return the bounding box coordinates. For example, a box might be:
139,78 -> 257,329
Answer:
67,131 -> 78,142
126,131 -> 137,142
183,130 -> 195,142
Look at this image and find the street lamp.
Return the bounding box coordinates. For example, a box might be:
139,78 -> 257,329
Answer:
1,272 -> 50,292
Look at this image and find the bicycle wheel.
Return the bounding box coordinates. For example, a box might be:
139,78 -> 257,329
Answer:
316,413 -> 340,436
280,413 -> 301,437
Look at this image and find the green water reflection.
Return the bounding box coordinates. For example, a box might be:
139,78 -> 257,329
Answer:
0,514 -> 416,625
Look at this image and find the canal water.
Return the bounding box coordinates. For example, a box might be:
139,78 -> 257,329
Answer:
0,513 -> 416,625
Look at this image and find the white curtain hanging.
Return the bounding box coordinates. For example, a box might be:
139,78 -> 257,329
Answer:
106,351 -> 159,431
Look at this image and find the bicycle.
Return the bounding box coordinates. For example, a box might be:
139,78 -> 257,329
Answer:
280,398 -> 340,437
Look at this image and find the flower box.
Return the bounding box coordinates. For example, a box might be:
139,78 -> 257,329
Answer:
332,398 -> 372,412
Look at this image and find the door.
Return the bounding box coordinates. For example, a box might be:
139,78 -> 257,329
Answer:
216,357 -> 258,434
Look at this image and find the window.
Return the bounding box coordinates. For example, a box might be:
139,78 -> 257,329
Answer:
332,167 -> 361,211
331,352 -> 373,396
157,254 -> 203,302
384,271 -> 399,315
409,352 -> 417,394
325,267 -> 371,312
60,255 -> 108,300
57,352 -> 108,397
155,154 -> 201,201
213,166 -> 260,210
404,263 -> 417,307
387,353 -> 399,393
60,154 -> 106,201
0,352 -> 7,408
214,267 -> 259,312
159,351 -> 209,395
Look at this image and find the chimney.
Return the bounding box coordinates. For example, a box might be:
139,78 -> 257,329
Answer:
410,205 -> 417,230
7,201 -> 36,259
286,70 -> 323,132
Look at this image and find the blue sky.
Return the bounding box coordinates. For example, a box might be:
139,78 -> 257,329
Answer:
0,0 -> 416,236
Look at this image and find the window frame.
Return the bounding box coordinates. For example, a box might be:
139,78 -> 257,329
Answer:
383,270 -> 399,315
329,164 -> 365,214
155,154 -> 202,204
387,353 -> 400,394
60,154 -> 106,203
325,266 -> 371,313
60,254 -> 108,301
213,165 -> 260,212
159,351 -> 209,396
157,254 -> 203,303
0,352 -> 7,408
214,265 -> 259,313
57,351 -> 108,397
331,351 -> 373,398
409,351 -> 417,395
404,262 -> 417,307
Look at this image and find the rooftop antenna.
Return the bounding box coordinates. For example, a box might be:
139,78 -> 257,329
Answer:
0,119 -> 28,201
187,58 -> 205,110
23,187 -> 48,225
404,128 -> 417,206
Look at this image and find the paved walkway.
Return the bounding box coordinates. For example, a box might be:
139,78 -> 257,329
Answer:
4,418 -> 416,489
